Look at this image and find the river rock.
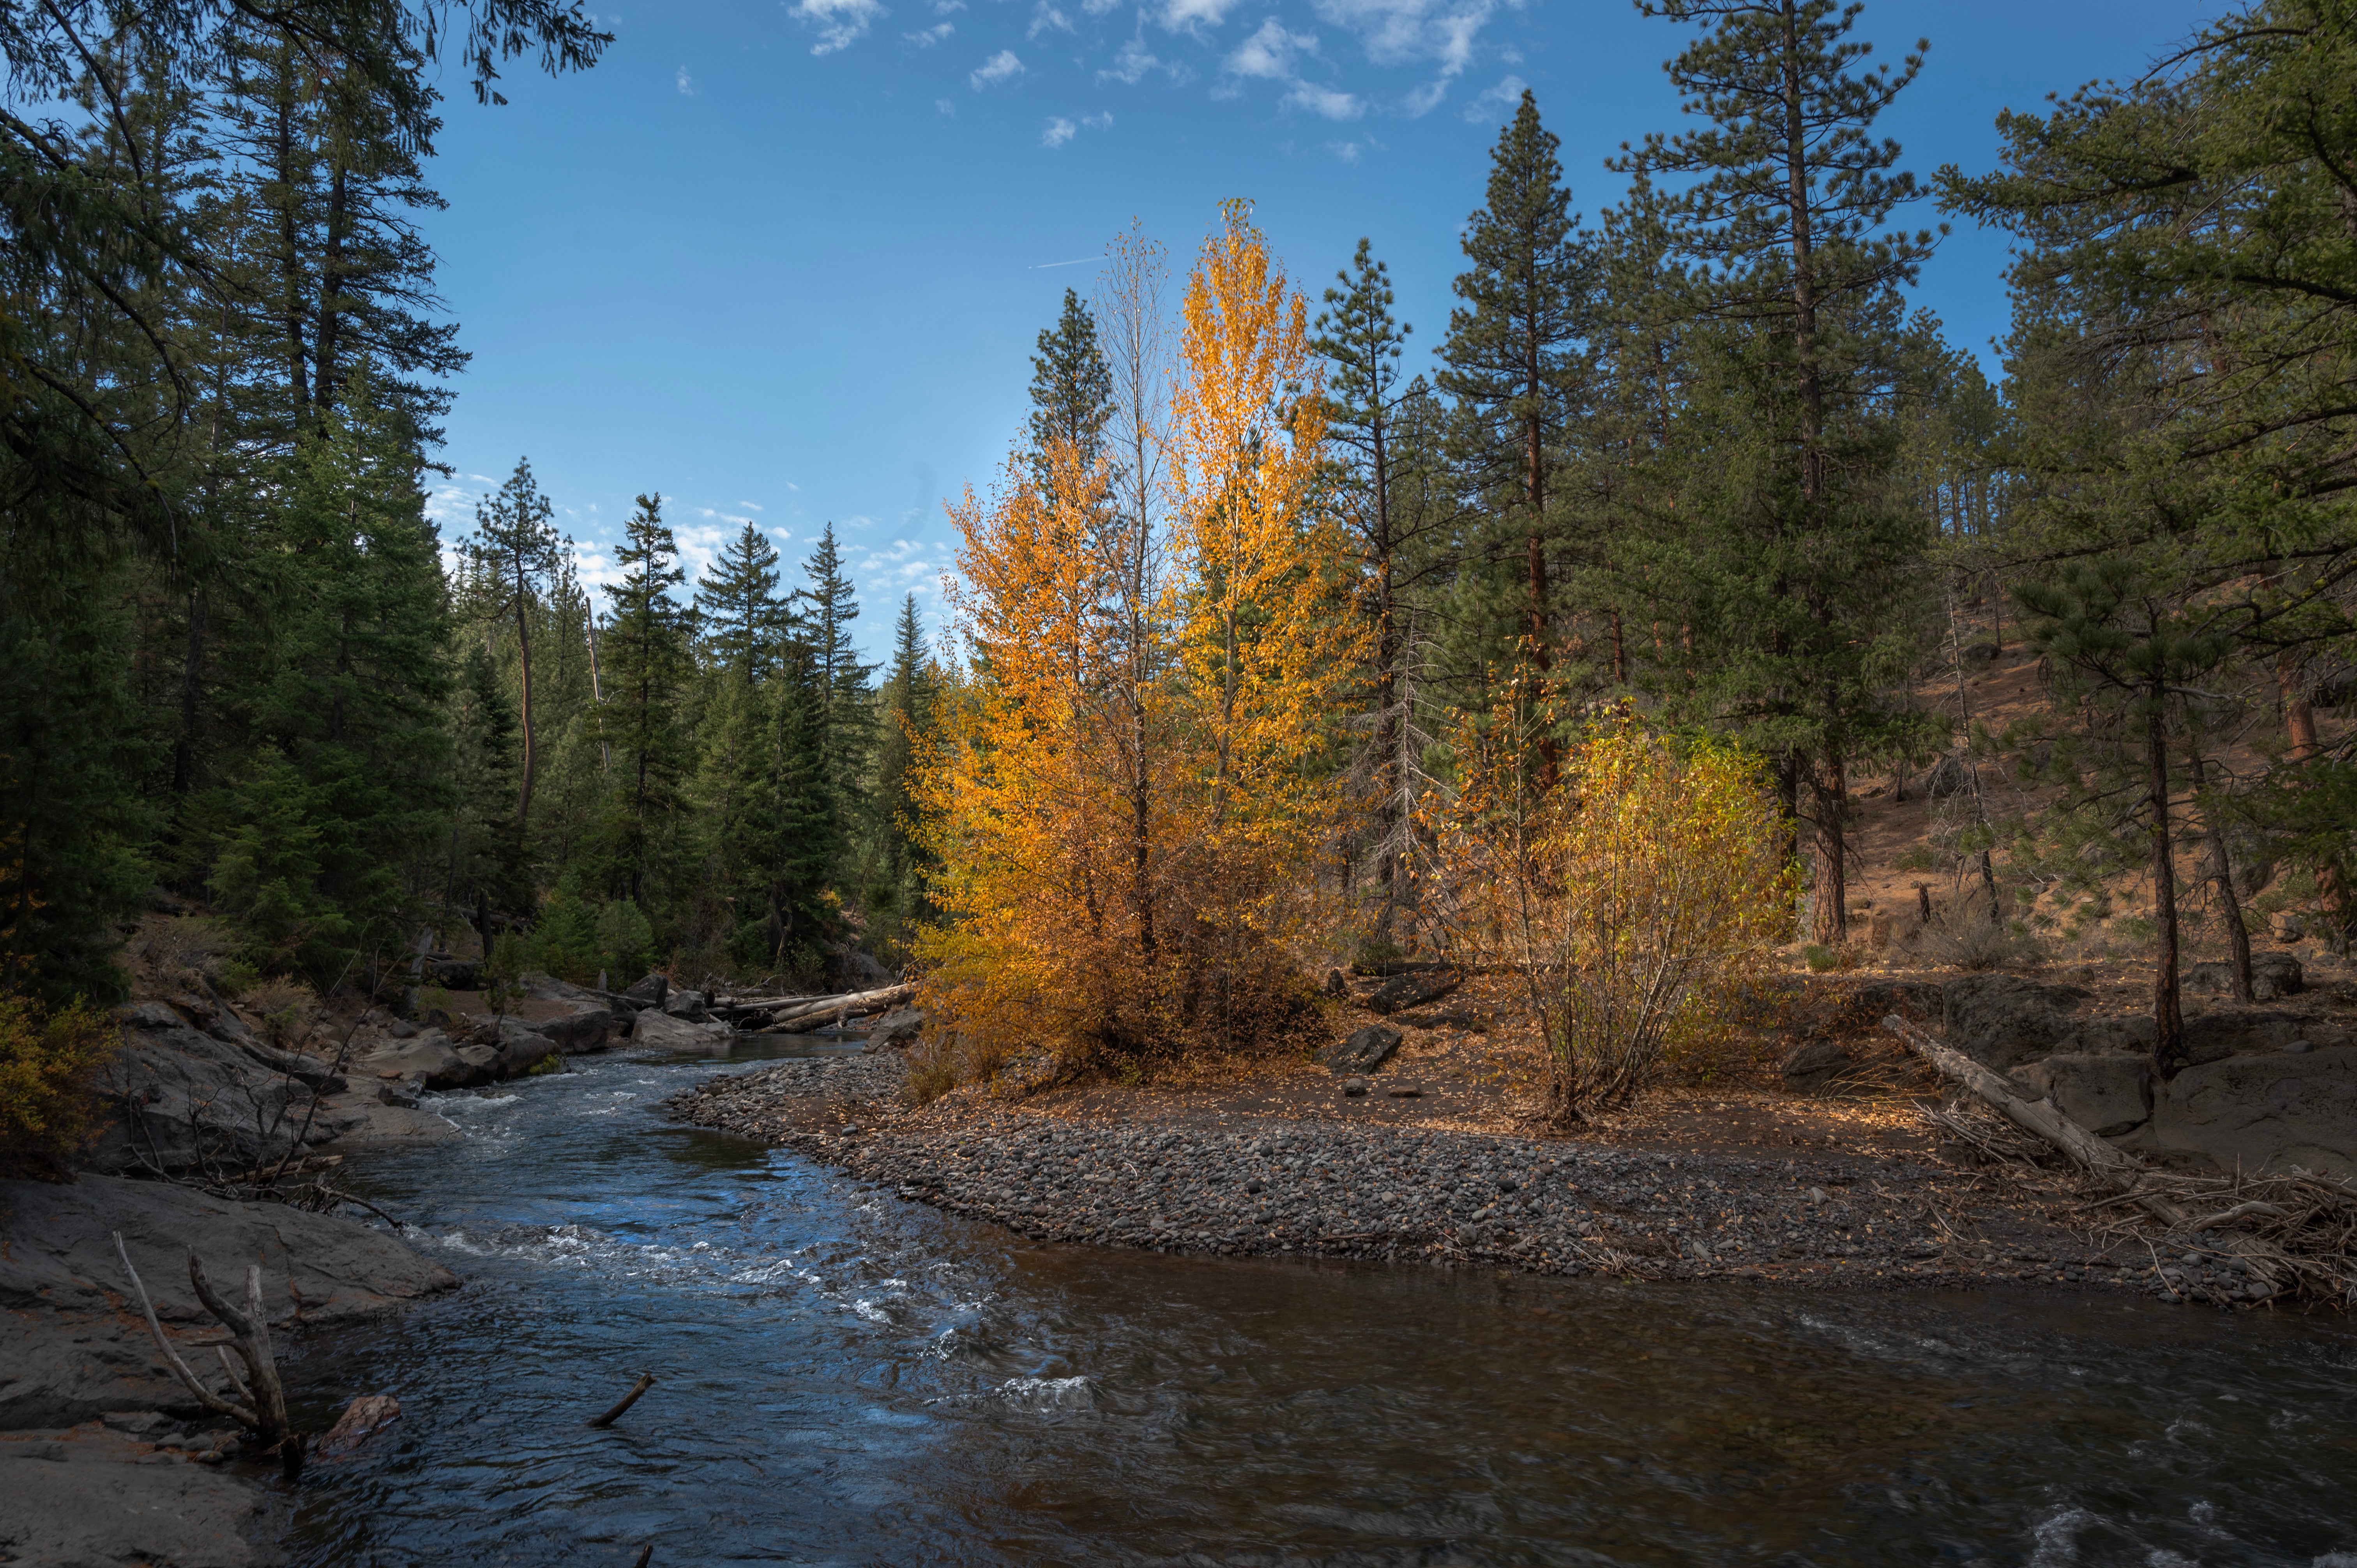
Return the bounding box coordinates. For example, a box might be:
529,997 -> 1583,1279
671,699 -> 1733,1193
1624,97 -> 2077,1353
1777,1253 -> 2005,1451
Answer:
2183,952 -> 2304,1002
1365,968 -> 1461,1015
1321,1024 -> 1403,1075
2011,1054 -> 2154,1137
1941,974 -> 2094,1070
353,1031 -> 482,1089
631,1008 -> 732,1051
661,989 -> 709,1022
2147,1046 -> 2357,1177
0,1174 -> 457,1430
828,944 -> 894,991
620,972 -> 670,1009
1778,1038 -> 1854,1094
865,1008 -> 925,1051
536,1006 -> 618,1054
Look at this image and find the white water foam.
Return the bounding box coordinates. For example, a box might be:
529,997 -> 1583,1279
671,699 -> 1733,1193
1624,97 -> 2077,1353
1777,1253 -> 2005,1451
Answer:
998,1375 -> 1093,1410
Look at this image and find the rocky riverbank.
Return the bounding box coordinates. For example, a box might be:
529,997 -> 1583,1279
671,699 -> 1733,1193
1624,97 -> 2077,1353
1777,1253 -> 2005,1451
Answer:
663,1051 -> 2291,1309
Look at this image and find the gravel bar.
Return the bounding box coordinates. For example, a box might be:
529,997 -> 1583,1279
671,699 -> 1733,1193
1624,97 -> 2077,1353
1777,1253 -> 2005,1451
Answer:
663,1055 -> 2285,1308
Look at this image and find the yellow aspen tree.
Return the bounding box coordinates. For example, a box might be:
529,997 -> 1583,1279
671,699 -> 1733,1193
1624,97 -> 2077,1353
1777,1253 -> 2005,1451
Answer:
917,438 -> 1200,1067
1168,201 -> 1360,873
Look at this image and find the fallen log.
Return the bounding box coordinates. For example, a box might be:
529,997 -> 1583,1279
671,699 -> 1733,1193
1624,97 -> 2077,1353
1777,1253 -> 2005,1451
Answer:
1882,1014 -> 2353,1303
750,984 -> 913,1034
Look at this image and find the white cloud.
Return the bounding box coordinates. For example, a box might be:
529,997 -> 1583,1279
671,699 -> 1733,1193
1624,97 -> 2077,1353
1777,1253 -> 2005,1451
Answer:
790,0 -> 887,56
936,96 -> 957,114
1081,0 -> 1121,12
675,64 -> 698,94
1462,71 -> 1523,121
1403,77 -> 1447,115
970,48 -> 1025,88
1286,79 -> 1360,118
906,20 -> 954,43
1042,115 -> 1078,147
1328,138 -> 1362,162
1160,0 -> 1241,34
1100,35 -> 1162,82
932,0 -> 963,10
739,500 -> 764,510
466,473 -> 497,484
1311,0 -> 1489,67
1225,17 -> 1315,78
1028,1 -> 1074,37
1083,110 -> 1114,129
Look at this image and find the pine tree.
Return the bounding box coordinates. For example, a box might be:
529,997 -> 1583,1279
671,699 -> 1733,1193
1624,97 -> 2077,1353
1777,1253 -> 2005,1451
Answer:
207,372 -> 452,976
1027,288 -> 1117,492
1438,90 -> 1595,735
1311,238 -> 1446,938
798,522 -> 880,806
1622,0 -> 1942,941
696,522 -> 788,684
470,458 -> 563,827
591,493 -> 693,907
871,593 -> 937,948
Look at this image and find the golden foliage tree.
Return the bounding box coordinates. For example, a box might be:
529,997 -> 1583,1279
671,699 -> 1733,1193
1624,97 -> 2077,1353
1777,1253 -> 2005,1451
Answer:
1446,715 -> 1789,1123
916,203 -> 1360,1079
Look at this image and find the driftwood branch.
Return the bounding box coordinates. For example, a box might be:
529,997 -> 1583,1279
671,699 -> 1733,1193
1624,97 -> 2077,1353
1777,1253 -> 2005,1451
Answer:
588,1372 -> 656,1428
113,1233 -> 260,1429
111,1232 -> 305,1475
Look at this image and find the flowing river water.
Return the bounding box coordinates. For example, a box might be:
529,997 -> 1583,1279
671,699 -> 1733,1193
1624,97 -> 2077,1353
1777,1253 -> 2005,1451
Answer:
279,1043 -> 2357,1567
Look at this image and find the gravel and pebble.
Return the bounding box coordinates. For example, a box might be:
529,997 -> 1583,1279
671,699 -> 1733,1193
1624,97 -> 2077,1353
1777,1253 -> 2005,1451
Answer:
663,1052 -> 2283,1307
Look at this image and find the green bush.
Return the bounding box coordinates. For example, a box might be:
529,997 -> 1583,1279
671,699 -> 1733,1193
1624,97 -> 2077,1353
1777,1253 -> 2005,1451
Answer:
0,995 -> 118,1179
1802,943 -> 1839,972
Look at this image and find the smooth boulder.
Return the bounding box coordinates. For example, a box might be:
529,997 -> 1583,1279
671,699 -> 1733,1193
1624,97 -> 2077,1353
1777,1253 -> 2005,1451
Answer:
2011,1053 -> 2154,1137
1321,1024 -> 1403,1075
2148,1047 -> 2357,1177
1366,968 -> 1461,1016
2184,951 -> 2304,1002
354,1030 -> 483,1089
631,1008 -> 732,1051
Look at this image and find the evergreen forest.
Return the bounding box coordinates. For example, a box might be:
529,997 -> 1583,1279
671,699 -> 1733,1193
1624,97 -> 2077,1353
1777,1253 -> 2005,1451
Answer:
5,0 -> 2356,1099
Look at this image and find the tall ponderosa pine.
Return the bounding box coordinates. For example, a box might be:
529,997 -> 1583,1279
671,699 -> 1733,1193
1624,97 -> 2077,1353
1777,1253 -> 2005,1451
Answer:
1622,0 -> 1941,941
470,458 -> 562,826
1438,90 -> 1594,730
1312,238 -> 1448,938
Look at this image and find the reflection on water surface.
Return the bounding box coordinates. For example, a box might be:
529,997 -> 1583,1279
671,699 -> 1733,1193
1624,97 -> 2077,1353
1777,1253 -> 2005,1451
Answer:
284,1051 -> 2357,1566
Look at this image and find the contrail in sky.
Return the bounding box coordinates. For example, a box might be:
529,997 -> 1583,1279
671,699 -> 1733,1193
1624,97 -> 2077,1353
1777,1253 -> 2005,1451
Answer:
1029,256 -> 1103,269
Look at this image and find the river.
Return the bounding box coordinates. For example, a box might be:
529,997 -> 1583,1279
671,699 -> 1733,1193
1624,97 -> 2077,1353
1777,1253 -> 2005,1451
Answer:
281,1042 -> 2357,1566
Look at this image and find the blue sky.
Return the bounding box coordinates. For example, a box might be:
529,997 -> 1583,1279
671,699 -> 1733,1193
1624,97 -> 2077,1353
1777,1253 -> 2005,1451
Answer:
415,0 -> 2219,657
